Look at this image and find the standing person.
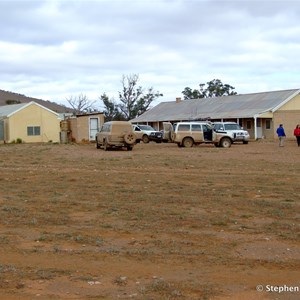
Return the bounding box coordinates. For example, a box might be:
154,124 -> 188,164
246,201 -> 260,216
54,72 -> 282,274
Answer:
294,124 -> 300,146
276,124 -> 286,147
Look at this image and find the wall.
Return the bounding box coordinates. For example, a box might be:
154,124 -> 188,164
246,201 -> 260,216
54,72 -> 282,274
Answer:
7,103 -> 60,143
273,111 -> 300,139
68,113 -> 104,142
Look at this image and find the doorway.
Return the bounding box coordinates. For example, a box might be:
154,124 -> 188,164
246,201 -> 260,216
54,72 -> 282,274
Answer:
89,118 -> 99,141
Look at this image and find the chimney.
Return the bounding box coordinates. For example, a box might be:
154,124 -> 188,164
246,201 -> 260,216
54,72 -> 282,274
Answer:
176,97 -> 182,103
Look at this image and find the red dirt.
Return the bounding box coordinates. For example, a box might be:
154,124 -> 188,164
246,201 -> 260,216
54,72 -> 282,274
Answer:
0,140 -> 299,299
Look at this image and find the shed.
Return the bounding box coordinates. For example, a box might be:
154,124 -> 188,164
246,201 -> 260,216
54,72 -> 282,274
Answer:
67,112 -> 104,142
0,101 -> 61,143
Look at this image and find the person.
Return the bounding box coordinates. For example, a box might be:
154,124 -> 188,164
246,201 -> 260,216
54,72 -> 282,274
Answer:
276,124 -> 286,147
294,124 -> 300,146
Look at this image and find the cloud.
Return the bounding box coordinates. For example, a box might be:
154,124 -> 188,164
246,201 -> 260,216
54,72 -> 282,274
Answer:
1,0 -> 300,109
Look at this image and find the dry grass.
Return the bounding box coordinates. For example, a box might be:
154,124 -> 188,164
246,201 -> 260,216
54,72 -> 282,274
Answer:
0,141 -> 299,299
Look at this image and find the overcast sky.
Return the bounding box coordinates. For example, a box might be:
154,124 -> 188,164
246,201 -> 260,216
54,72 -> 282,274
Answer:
1,0 -> 300,109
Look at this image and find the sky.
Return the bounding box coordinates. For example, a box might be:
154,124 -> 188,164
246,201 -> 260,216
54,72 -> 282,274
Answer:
1,0 -> 300,110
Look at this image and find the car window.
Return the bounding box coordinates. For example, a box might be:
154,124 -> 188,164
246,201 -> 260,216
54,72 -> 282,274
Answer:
191,124 -> 202,131
214,124 -> 223,130
202,124 -> 211,132
113,124 -> 131,132
139,125 -> 155,131
101,124 -> 110,132
134,126 -> 141,131
224,124 -> 241,130
177,124 -> 190,131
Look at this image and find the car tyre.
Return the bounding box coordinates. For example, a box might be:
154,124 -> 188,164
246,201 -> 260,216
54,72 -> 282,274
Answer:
95,138 -> 100,149
220,138 -> 231,148
104,140 -> 109,151
124,133 -> 136,145
142,134 -> 149,143
182,137 -> 194,148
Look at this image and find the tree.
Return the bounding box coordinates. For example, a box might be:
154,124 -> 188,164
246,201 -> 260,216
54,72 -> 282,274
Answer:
6,99 -> 21,105
66,94 -> 97,114
99,93 -> 124,121
100,74 -> 163,121
182,79 -> 237,100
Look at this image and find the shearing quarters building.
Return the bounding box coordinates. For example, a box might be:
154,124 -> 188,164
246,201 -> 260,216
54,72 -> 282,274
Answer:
131,89 -> 300,140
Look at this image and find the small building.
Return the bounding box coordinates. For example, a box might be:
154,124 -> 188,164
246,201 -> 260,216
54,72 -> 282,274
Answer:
131,89 -> 300,140
0,101 -> 60,143
67,112 -> 104,142
0,101 -> 61,143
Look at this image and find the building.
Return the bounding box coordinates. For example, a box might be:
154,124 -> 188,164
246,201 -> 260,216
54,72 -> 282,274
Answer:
67,112 -> 104,142
0,101 -> 61,143
131,89 -> 300,139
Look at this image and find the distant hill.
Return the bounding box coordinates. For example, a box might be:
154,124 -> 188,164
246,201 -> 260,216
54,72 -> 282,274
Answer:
0,89 -> 74,113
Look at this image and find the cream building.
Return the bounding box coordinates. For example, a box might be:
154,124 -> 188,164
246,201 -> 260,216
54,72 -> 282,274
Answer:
0,101 -> 61,143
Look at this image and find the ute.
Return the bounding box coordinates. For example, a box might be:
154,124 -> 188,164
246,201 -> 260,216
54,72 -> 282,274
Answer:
163,121 -> 233,148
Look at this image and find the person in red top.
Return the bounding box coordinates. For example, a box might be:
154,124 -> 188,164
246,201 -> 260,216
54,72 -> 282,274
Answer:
294,124 -> 300,146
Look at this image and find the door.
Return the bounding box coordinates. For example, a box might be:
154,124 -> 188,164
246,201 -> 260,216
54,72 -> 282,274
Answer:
89,118 -> 99,141
163,122 -> 174,141
191,124 -> 204,142
256,118 -> 262,138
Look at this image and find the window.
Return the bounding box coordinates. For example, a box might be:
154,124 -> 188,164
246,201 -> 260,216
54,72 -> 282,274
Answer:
202,125 -> 210,132
224,124 -> 241,130
101,124 -> 110,132
266,119 -> 271,130
177,124 -> 190,131
191,124 -> 202,131
27,126 -> 40,136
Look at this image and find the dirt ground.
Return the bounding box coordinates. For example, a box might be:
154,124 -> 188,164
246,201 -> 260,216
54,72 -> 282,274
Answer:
0,140 -> 299,300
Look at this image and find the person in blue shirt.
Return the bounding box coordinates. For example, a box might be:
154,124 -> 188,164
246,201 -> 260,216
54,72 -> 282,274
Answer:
276,124 -> 286,147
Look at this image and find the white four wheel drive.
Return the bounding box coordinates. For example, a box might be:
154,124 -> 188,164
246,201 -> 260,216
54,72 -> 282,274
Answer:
163,121 -> 233,148
132,124 -> 163,143
212,122 -> 250,144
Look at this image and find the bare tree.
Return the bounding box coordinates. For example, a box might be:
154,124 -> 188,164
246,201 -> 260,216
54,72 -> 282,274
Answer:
66,94 -> 97,114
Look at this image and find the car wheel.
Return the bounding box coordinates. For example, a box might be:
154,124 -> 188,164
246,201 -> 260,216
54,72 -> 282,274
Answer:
142,135 -> 149,143
243,141 -> 248,144
104,140 -> 109,151
220,138 -> 231,148
182,137 -> 194,148
124,133 -> 136,145
127,145 -> 133,151
95,138 -> 100,149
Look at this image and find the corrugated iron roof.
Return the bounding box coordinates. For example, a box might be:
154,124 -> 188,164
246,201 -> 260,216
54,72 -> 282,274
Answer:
131,89 -> 300,122
0,103 -> 28,117
0,101 -> 60,118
